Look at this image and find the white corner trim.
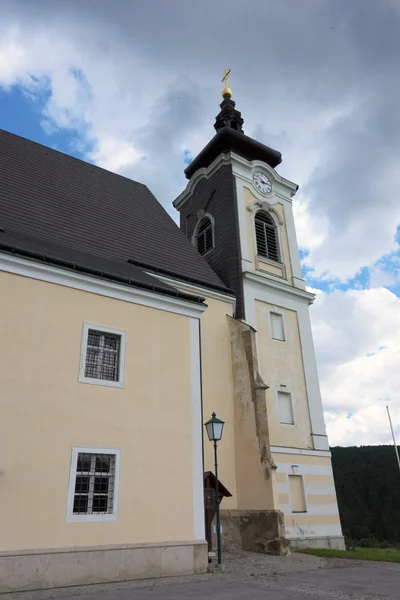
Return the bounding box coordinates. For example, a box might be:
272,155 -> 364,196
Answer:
66,446 -> 121,523
190,318 -> 206,541
146,272 -> 236,308
78,323 -> 127,388
0,253 -> 206,319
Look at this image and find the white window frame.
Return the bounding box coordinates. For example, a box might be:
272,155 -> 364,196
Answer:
66,446 -> 121,522
276,388 -> 295,426
269,310 -> 286,343
79,322 -> 127,388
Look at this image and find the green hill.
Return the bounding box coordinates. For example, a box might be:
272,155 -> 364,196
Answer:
331,445 -> 400,544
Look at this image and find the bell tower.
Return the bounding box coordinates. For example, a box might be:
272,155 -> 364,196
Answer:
174,72 -> 282,319
174,72 -> 343,550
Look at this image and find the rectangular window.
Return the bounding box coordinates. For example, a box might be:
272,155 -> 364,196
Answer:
277,391 -> 294,425
270,312 -> 285,341
67,447 -> 121,522
289,474 -> 307,513
79,323 -> 126,388
85,331 -> 120,381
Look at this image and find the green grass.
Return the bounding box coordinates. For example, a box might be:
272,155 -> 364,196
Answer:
296,547 -> 400,563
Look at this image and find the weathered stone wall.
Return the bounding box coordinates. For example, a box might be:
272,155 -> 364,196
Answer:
228,317 -> 279,510
213,318 -> 289,556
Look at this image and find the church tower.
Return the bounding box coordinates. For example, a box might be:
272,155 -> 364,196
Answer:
174,73 -> 344,550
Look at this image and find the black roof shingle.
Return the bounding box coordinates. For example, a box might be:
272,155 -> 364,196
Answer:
0,129 -> 231,296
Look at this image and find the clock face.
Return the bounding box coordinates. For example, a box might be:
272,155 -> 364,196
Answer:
253,171 -> 272,195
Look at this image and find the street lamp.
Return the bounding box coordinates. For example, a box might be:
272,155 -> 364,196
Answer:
204,412 -> 225,565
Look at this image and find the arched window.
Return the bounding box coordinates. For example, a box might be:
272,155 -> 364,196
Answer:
195,216 -> 214,255
255,211 -> 280,262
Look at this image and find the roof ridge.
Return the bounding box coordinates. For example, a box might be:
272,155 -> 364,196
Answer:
0,128 -> 147,189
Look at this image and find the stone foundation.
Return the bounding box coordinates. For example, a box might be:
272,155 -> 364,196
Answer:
0,540 -> 208,594
214,509 -> 288,555
289,536 -> 345,551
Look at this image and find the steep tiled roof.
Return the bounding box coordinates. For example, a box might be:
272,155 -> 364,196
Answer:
0,129 -> 230,294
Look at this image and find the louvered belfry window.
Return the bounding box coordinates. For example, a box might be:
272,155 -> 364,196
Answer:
84,330 -> 121,382
255,211 -> 280,262
196,217 -> 214,255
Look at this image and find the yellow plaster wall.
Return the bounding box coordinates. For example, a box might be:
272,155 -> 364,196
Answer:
272,451 -> 342,539
198,297 -> 238,509
256,301 -> 313,449
243,187 -> 293,283
0,271 -> 195,552
284,514 -> 341,526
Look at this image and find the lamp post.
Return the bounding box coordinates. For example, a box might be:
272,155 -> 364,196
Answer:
204,412 -> 225,565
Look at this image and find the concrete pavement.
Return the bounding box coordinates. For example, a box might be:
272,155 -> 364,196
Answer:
6,554 -> 400,600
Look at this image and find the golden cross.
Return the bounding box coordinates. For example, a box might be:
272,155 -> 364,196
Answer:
221,68 -> 231,87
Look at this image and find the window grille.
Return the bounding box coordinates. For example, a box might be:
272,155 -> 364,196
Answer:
84,330 -> 120,382
73,452 -> 115,515
255,211 -> 280,262
196,217 -> 214,255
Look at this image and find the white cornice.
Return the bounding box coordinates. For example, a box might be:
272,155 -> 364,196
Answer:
147,272 -> 236,308
244,271 -> 315,304
0,253 -> 207,319
174,152 -> 233,209
174,151 -> 298,209
270,446 -> 331,458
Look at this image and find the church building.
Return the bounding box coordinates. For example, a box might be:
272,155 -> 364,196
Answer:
0,76 -> 344,593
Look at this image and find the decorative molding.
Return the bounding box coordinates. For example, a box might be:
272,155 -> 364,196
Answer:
246,199 -> 284,225
243,271 -> 315,304
174,151 -> 298,209
0,253 -> 206,319
66,446 -> 121,523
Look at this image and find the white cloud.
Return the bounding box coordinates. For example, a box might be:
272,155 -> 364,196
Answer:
310,287 -> 400,445
1,0 -> 400,448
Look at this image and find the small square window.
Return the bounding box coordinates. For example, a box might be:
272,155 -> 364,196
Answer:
67,447 -> 121,522
270,312 -> 285,341
277,391 -> 294,425
79,323 -> 126,388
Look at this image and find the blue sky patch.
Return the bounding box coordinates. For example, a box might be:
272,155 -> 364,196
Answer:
0,85 -> 86,161
183,149 -> 192,166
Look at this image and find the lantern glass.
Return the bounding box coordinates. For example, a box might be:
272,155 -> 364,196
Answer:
205,413 -> 225,442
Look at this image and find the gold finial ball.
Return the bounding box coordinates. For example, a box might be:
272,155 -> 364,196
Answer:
221,68 -> 232,99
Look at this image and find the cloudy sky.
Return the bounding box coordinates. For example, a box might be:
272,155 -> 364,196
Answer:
1,0 -> 400,447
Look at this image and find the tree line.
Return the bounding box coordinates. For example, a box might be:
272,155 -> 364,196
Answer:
331,445 -> 400,545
